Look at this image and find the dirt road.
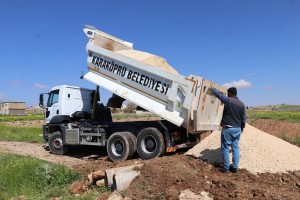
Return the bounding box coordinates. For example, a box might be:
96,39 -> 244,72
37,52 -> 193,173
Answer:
0,141 -> 85,167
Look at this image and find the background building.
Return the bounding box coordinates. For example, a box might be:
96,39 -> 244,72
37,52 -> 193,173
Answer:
0,102 -> 26,115
25,106 -> 44,115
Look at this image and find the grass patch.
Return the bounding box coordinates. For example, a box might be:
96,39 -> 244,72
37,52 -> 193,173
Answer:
0,152 -> 110,199
247,110 -> 300,123
0,114 -> 44,122
0,124 -> 44,143
0,152 -> 81,199
272,105 -> 300,112
279,135 -> 300,145
295,137 -> 300,145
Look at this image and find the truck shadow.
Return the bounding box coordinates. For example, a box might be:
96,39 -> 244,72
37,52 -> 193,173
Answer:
194,148 -> 222,167
57,146 -> 109,161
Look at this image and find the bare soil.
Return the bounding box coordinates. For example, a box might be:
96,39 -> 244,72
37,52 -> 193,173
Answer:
0,119 -> 300,199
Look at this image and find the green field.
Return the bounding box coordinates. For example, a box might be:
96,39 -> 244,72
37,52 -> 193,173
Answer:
246,105 -> 300,145
248,104 -> 300,112
247,110 -> 300,123
247,105 -> 300,123
0,152 -> 108,199
0,124 -> 44,143
0,114 -> 44,122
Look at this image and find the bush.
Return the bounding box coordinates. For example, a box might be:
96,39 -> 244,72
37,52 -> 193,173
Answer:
123,103 -> 137,113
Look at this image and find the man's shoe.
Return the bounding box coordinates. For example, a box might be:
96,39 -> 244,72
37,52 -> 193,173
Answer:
230,166 -> 238,173
219,168 -> 229,173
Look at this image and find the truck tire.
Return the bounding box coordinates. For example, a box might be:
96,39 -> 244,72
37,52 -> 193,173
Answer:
107,132 -> 135,161
128,131 -> 137,158
137,128 -> 165,160
48,131 -> 68,155
128,132 -> 137,153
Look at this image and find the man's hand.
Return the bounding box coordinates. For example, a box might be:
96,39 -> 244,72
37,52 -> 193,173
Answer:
241,122 -> 245,132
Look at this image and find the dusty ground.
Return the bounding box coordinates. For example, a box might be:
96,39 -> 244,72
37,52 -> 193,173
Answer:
0,119 -> 300,199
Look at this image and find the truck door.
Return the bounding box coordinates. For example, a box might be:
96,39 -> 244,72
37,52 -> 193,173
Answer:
45,89 -> 60,123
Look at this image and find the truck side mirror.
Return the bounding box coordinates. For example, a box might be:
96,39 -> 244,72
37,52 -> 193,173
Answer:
39,94 -> 44,108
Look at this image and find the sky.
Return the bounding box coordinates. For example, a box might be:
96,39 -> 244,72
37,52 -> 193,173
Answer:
0,0 -> 299,107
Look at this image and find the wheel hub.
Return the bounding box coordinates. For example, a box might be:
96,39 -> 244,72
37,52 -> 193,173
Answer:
142,136 -> 156,152
146,140 -> 155,149
115,143 -> 123,152
53,138 -> 63,150
111,139 -> 124,156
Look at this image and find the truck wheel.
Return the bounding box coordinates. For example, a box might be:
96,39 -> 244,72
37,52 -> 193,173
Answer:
48,131 -> 68,155
137,128 -> 165,160
107,132 -> 135,161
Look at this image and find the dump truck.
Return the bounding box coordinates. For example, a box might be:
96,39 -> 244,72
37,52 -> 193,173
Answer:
39,25 -> 227,161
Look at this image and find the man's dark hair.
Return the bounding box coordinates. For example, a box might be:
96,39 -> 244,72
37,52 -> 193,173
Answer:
227,87 -> 237,96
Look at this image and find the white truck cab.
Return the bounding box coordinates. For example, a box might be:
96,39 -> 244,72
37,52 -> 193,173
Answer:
40,85 -> 94,124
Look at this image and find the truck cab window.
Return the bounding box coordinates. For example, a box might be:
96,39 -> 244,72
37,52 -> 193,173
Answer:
47,89 -> 59,107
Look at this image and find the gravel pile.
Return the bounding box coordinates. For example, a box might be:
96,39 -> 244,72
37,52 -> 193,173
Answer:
185,124 -> 300,174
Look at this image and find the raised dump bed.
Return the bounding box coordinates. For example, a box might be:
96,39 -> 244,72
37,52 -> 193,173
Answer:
83,25 -> 226,133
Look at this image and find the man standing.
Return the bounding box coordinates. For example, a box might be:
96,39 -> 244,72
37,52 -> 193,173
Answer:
211,87 -> 246,173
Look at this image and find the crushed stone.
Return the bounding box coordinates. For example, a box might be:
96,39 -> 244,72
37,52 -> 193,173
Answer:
185,124 -> 300,174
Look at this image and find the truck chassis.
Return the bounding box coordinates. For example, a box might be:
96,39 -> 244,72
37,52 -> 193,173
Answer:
43,113 -> 195,161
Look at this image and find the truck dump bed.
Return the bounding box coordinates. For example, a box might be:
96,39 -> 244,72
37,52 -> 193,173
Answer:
83,25 -> 226,133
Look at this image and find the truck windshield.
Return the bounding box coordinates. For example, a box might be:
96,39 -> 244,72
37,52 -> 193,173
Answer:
47,89 -> 59,107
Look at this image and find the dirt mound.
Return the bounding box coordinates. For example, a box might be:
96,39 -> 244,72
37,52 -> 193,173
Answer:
250,119 -> 300,140
125,155 -> 300,200
186,124 -> 300,174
